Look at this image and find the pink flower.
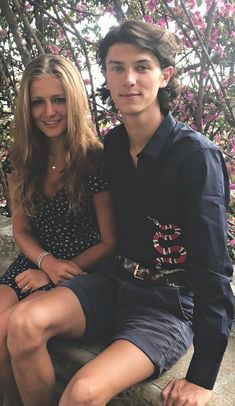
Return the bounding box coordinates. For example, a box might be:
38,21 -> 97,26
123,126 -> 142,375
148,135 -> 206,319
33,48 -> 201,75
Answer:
76,59 -> 82,67
0,199 -> 7,207
24,2 -> 32,10
65,49 -> 73,58
229,239 -> 235,247
48,44 -> 61,54
144,15 -> 153,24
0,29 -> 7,39
157,18 -> 167,27
58,28 -> 65,40
178,104 -> 187,112
229,182 -> 235,190
106,5 -> 114,13
84,79 -> 91,86
145,0 -> 158,13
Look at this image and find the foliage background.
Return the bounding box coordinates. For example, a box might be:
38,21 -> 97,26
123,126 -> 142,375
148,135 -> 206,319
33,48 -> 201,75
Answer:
0,0 -> 234,256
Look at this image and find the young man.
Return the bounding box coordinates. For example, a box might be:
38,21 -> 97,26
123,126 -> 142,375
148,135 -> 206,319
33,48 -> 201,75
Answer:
5,21 -> 234,406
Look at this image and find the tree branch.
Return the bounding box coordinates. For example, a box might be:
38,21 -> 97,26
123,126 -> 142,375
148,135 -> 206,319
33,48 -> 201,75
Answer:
1,0 -> 30,66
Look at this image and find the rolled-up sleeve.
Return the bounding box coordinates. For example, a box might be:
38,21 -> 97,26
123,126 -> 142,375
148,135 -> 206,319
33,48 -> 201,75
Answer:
180,147 -> 234,389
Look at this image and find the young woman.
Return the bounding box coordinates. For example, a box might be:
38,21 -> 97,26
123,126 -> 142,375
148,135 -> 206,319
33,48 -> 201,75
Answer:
0,54 -> 117,405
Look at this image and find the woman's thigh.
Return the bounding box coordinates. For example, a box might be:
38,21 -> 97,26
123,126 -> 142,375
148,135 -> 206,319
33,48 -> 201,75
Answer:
9,287 -> 87,341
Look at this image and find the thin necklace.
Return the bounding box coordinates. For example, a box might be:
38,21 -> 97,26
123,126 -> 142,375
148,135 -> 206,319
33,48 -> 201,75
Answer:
49,154 -> 56,170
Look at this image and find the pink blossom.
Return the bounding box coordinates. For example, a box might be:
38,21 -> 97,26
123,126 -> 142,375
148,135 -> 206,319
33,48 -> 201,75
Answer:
144,15 -> 153,24
202,71 -> 209,79
0,199 -> 7,207
178,104 -> 187,112
58,29 -> 65,40
231,32 -> 235,39
111,115 -> 118,125
50,18 -> 58,26
145,0 -> 158,13
211,28 -> 220,42
220,2 -> 235,17
203,113 -> 217,123
229,239 -> 235,246
172,6 -> 183,15
0,29 -> 7,39
229,182 -> 235,190
76,59 -> 82,67
106,5 -> 114,13
184,91 -> 194,101
157,18 -> 167,27
83,79 -> 91,86
48,44 -> 61,54
65,49 -> 73,58
182,38 -> 191,48
24,2 -> 32,10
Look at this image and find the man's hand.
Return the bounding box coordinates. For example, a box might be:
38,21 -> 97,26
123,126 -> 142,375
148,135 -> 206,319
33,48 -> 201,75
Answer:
161,378 -> 212,406
15,269 -> 51,292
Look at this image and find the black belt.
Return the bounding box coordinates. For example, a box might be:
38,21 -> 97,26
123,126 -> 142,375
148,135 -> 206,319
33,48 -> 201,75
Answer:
115,256 -> 187,287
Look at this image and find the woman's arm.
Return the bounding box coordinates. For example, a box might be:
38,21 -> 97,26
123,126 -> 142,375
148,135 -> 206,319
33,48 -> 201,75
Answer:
8,174 -> 81,285
70,190 -> 118,270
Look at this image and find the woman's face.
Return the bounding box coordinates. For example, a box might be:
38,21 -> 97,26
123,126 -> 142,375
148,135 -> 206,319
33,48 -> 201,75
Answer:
30,75 -> 67,140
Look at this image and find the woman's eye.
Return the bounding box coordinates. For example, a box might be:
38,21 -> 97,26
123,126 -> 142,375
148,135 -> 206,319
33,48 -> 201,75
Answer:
31,100 -> 43,106
54,97 -> 66,103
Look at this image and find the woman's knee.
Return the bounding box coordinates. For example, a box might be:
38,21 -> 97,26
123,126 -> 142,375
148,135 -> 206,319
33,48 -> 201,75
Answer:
61,377 -> 108,406
7,301 -> 49,356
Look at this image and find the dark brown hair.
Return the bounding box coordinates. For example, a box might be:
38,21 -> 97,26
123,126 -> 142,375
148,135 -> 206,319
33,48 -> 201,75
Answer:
97,20 -> 181,113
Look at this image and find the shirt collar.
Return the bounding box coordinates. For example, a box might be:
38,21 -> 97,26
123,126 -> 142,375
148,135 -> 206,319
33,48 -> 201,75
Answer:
138,112 -> 176,160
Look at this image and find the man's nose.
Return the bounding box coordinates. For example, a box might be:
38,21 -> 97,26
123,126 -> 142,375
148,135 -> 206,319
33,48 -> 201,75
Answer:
123,69 -> 136,87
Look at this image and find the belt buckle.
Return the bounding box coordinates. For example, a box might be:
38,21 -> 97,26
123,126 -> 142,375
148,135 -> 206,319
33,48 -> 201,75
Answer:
133,264 -> 144,280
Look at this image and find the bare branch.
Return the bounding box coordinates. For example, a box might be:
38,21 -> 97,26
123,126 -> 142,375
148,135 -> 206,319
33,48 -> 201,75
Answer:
1,0 -> 30,66
12,0 -> 45,55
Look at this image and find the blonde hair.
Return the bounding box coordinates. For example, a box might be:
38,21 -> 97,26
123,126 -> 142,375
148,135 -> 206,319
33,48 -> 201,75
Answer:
11,54 -> 102,215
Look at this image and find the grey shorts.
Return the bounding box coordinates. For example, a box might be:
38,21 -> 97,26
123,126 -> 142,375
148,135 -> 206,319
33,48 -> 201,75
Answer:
61,262 -> 194,377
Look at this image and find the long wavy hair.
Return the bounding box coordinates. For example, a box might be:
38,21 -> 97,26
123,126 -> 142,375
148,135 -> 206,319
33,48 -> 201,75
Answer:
11,54 -> 102,215
97,20 -> 181,114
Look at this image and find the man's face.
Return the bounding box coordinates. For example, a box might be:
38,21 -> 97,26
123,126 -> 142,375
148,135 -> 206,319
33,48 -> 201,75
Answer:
104,43 -> 171,118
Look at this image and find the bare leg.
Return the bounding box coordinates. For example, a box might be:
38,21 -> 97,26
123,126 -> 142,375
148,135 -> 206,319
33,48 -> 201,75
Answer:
7,287 -> 86,406
0,289 -> 51,406
0,306 -> 23,406
0,285 -> 18,314
59,339 -> 155,406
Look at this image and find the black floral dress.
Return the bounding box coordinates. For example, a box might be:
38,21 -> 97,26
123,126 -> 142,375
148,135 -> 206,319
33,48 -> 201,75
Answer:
0,158 -> 108,300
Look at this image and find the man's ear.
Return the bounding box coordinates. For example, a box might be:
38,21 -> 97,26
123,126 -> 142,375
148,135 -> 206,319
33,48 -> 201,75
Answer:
160,66 -> 174,88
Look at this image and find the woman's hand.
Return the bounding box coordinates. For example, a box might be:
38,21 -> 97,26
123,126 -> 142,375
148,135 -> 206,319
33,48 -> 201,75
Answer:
40,256 -> 86,285
15,269 -> 51,292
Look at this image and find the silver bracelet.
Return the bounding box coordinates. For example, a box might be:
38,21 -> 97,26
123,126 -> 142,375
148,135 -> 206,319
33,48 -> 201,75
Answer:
37,251 -> 52,269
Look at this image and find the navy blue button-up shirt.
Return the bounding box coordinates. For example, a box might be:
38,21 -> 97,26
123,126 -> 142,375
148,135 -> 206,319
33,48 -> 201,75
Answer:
104,112 -> 234,389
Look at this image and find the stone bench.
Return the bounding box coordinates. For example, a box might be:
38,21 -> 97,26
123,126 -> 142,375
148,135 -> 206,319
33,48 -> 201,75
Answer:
0,215 -> 235,406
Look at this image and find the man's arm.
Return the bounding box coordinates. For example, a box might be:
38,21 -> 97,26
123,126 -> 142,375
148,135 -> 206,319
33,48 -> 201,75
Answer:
162,146 -> 234,405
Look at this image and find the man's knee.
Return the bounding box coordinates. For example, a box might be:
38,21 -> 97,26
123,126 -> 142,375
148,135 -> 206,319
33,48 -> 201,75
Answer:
7,301 -> 48,357
62,377 -> 108,406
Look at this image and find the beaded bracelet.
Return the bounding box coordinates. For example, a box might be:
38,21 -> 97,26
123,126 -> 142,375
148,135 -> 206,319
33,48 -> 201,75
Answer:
37,251 -> 52,269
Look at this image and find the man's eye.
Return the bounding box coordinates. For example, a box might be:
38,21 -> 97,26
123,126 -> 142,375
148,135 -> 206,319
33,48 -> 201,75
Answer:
111,66 -> 123,72
136,65 -> 148,72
